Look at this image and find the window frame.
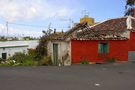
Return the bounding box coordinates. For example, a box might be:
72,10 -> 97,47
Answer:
98,42 -> 109,54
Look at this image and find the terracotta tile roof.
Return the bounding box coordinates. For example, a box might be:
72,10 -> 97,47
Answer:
63,22 -> 88,38
75,17 -> 135,40
89,17 -> 135,31
48,32 -> 65,40
48,22 -> 88,41
72,37 -> 128,40
50,17 -> 135,41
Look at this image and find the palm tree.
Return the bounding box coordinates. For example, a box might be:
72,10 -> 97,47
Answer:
125,0 -> 135,16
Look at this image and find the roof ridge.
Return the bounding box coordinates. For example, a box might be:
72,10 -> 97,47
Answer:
89,16 -> 128,29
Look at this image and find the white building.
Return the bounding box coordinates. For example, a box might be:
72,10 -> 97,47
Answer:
46,32 -> 71,66
0,44 -> 28,59
48,40 -> 71,66
0,40 -> 38,59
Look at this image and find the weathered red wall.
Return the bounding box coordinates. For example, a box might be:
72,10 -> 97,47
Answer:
71,40 -> 129,63
129,32 -> 135,51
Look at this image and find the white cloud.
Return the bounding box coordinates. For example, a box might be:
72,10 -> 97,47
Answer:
0,24 -> 6,30
0,23 -> 42,37
9,28 -> 42,37
0,0 -> 80,37
56,8 -> 69,17
0,0 -> 75,22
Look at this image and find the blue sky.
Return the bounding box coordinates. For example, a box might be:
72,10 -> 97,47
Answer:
0,0 -> 126,37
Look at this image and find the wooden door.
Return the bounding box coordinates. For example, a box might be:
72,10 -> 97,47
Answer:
53,44 -> 58,65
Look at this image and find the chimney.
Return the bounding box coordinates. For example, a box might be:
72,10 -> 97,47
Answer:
133,8 -> 135,18
54,29 -> 56,34
61,29 -> 64,33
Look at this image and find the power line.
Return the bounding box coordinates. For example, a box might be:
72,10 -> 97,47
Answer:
8,22 -> 47,28
8,22 -> 69,29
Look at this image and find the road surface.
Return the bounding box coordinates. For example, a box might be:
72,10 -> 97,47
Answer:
0,63 -> 135,90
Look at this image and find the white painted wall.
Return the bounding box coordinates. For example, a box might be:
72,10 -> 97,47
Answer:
0,40 -> 39,59
0,40 -> 39,49
47,41 -> 71,66
0,46 -> 28,59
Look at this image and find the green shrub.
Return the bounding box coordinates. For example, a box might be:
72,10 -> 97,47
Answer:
21,59 -> 38,66
8,52 -> 38,66
1,51 -> 52,66
105,57 -> 116,63
9,52 -> 26,63
81,60 -> 89,64
39,56 -> 52,66
0,60 -> 19,66
0,58 -> 3,64
28,49 -> 36,56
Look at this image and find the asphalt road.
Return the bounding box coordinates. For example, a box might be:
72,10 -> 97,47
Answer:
0,63 -> 135,90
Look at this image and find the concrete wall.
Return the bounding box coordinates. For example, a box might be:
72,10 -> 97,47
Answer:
0,40 -> 38,59
47,41 -> 71,66
128,51 -> 135,61
0,40 -> 39,49
0,46 -> 28,59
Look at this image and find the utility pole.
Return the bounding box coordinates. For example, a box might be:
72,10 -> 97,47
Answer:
60,18 -> 74,29
6,21 -> 8,38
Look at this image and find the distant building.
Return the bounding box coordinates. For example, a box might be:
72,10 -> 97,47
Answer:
0,44 -> 28,59
0,40 -> 38,60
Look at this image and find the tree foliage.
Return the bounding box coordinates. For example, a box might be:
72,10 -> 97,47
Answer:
126,0 -> 135,6
125,0 -> 135,16
35,29 -> 53,60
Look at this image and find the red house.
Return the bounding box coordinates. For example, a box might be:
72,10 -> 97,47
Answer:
68,16 -> 135,63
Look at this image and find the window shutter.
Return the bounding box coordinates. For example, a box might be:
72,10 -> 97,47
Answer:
98,43 -> 109,54
98,43 -> 102,53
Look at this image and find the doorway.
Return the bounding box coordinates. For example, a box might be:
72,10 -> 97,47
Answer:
128,51 -> 135,61
2,53 -> 7,60
53,44 -> 58,65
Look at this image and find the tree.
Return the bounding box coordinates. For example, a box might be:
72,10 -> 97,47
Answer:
126,0 -> 135,6
125,0 -> 135,16
35,29 -> 53,60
